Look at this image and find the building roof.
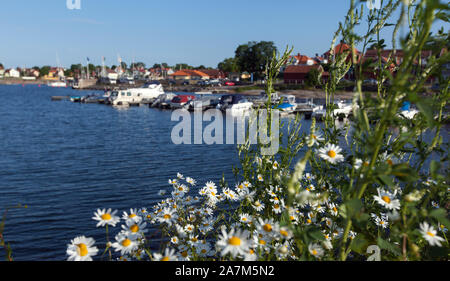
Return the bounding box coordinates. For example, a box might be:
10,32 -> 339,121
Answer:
170,69 -> 210,77
324,42 -> 360,57
284,64 -> 323,74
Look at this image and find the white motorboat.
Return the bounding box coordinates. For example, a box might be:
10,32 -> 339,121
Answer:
48,81 -> 67,88
216,95 -> 253,111
311,100 -> 353,120
111,81 -> 164,106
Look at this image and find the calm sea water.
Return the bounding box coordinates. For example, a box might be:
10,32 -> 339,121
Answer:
0,84 -> 255,260
0,84 -> 447,261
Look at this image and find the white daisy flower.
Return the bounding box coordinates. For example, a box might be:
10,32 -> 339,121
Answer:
306,132 -> 324,146
174,184 -> 189,193
186,177 -> 196,185
308,243 -> 324,258
317,143 -> 344,164
354,158 -> 370,170
157,207 -> 178,226
252,200 -> 265,212
170,236 -> 179,245
204,181 -> 217,191
373,188 -> 401,210
419,222 -> 445,247
273,161 -> 279,170
66,236 -> 98,261
187,235 -> 200,246
153,248 -> 178,261
216,227 -> 251,258
371,213 -> 389,229
92,208 -> 120,228
239,213 -> 252,225
111,233 -> 139,256
272,200 -> 284,214
256,218 -> 279,238
121,219 -> 148,238
196,242 -> 214,257
177,173 -> 184,179
327,202 -> 339,216
278,227 -> 293,240
244,249 -> 258,261
257,174 -> 264,182
223,188 -> 239,201
184,224 -> 195,234
122,208 -> 142,223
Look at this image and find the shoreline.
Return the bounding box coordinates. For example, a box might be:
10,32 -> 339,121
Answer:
0,78 -> 356,99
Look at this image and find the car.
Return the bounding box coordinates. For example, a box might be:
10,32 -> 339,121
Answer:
197,80 -> 209,86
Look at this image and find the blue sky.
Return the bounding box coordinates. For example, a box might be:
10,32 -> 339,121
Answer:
0,0 -> 447,69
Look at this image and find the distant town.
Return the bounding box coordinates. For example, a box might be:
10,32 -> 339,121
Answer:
0,41 -> 448,93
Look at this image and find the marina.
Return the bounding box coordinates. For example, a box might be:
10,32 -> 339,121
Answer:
50,83 -> 334,120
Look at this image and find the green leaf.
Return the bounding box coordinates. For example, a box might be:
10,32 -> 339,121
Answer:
378,175 -> 395,187
430,160 -> 440,178
350,234 -> 369,254
377,237 -> 402,257
307,227 -> 326,242
415,99 -> 435,127
339,199 -> 363,219
429,208 -> 450,229
391,163 -> 418,182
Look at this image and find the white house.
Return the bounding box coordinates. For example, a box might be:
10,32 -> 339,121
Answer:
6,69 -> 20,78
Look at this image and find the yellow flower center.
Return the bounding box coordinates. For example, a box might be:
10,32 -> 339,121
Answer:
387,159 -> 393,166
333,207 -> 338,213
161,256 -> 170,261
122,239 -> 131,247
427,231 -> 435,237
163,214 -> 171,219
129,214 -> 136,218
327,150 -> 337,158
201,249 -> 207,254
130,224 -> 139,233
280,230 -> 289,237
263,224 -> 273,232
101,214 -> 112,221
228,236 -> 242,246
363,161 -> 369,167
312,249 -> 318,256
382,196 -> 391,204
307,219 -> 312,224
77,243 -> 88,257
181,251 -> 188,257
259,239 -> 266,245
274,204 -> 280,209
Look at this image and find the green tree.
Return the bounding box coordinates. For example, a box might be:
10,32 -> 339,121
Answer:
40,66 -> 51,77
174,63 -> 193,70
305,67 -> 322,87
218,57 -> 240,73
235,41 -> 277,79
